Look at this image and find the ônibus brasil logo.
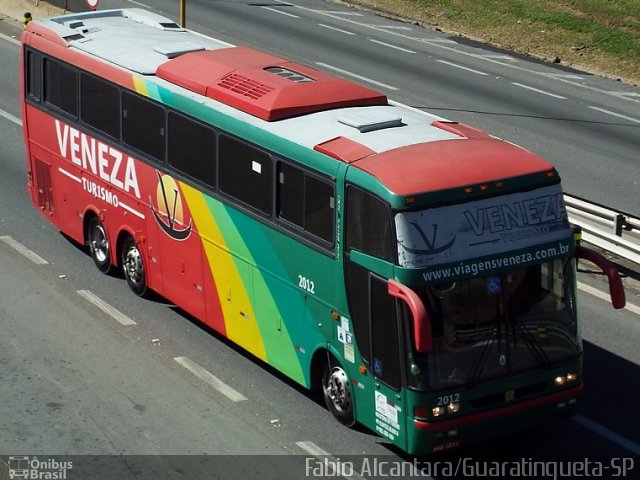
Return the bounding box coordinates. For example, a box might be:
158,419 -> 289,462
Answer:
151,172 -> 192,241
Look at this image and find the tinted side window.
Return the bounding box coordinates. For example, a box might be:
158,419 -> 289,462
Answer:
122,92 -> 165,162
26,50 -> 41,100
168,112 -> 216,187
304,176 -> 334,243
345,186 -> 394,261
278,163 -> 334,243
219,135 -> 272,215
81,74 -> 120,139
43,58 -> 78,116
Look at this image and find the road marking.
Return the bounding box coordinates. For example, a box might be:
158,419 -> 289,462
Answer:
295,441 -> 368,480
577,281 -> 640,316
588,106 -> 640,125
262,6 -> 300,18
479,54 -> 515,61
437,60 -> 489,76
368,38 -> 415,53
125,0 -> 152,8
77,290 -> 138,326
0,31 -> 20,47
313,10 -> 363,16
174,356 -> 248,402
0,236 -> 49,265
573,414 -> 640,455
512,82 -> 567,99
316,62 -> 398,90
367,24 -> 412,31
318,24 -> 356,35
0,107 -> 22,126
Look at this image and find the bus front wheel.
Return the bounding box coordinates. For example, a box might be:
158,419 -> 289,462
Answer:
88,217 -> 112,274
121,236 -> 147,297
322,358 -> 355,427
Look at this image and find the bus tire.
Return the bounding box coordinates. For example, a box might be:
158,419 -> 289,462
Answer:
88,217 -> 112,274
121,236 -> 147,297
321,357 -> 355,427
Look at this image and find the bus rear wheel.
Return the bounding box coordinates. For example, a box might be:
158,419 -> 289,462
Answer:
121,236 -> 147,297
88,217 -> 112,274
322,358 -> 355,427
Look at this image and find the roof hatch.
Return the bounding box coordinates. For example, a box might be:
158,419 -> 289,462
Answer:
156,46 -> 388,121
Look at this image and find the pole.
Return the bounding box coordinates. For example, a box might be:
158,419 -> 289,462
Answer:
179,0 -> 186,27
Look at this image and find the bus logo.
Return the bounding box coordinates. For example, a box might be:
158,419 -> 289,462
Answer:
151,173 -> 192,240
8,456 -> 29,479
400,222 -> 456,256
505,390 -> 515,402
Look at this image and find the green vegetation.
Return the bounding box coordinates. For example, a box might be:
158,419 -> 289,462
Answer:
342,0 -> 640,84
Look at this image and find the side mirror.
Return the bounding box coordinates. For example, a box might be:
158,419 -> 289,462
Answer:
388,279 -> 432,353
576,245 -> 626,309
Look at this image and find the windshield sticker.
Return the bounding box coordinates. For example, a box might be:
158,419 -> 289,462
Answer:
396,184 -> 571,269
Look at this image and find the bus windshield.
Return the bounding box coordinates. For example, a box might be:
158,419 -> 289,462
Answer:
407,259 -> 580,391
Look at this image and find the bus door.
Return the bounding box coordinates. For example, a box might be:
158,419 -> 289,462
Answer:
344,185 -> 408,449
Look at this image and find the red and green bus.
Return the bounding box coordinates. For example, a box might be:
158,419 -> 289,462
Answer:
20,8 -> 625,455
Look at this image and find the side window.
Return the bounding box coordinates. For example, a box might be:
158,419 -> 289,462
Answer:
218,135 -> 272,215
43,58 -> 78,116
345,186 -> 394,261
81,74 -> 120,139
278,163 -> 334,243
370,275 -> 401,389
122,91 -> 165,162
26,50 -> 41,100
168,112 -> 216,187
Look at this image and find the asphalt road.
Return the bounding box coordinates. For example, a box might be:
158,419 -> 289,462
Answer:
1,3 -> 640,479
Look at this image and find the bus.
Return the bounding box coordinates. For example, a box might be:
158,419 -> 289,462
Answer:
20,8 -> 625,455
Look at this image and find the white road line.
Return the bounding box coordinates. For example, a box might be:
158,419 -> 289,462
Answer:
512,82 -> 567,99
174,356 -> 248,402
125,0 -> 152,8
479,54 -> 515,61
295,441 -> 368,480
577,281 -> 640,316
437,60 -> 489,76
418,37 -> 457,44
367,24 -> 412,31
0,236 -> 49,265
368,38 -> 415,54
0,31 -> 20,47
262,6 -> 300,18
313,10 -> 363,16
318,24 -> 356,35
316,62 -> 398,90
573,414 -> 640,455
0,107 -> 22,126
77,290 -> 137,326
588,106 -> 640,124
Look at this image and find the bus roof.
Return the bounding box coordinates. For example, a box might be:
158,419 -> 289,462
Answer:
25,9 -> 556,198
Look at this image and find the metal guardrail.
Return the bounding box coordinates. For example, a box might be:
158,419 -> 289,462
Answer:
565,194 -> 640,266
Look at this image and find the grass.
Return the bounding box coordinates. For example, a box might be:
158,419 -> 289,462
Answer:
338,0 -> 640,85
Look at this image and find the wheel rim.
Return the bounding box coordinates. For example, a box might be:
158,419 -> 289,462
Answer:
123,244 -> 144,287
325,366 -> 351,413
90,223 -> 109,264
